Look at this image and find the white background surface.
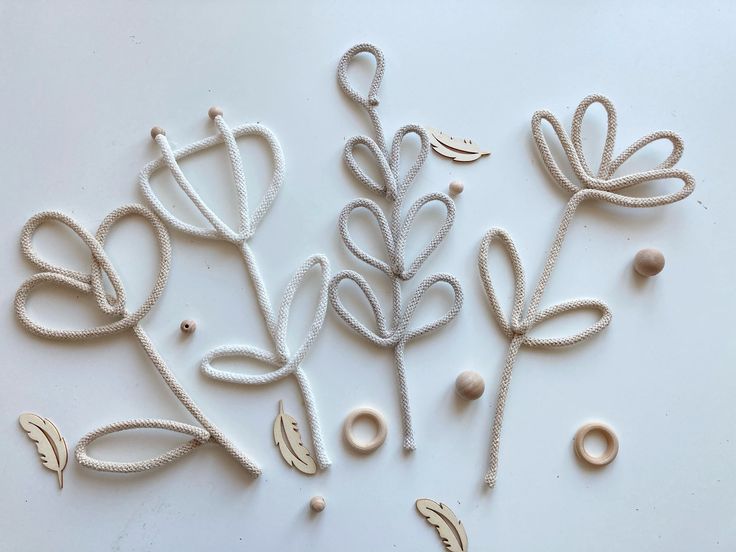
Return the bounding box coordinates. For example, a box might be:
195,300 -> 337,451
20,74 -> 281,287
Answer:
1,1 -> 734,550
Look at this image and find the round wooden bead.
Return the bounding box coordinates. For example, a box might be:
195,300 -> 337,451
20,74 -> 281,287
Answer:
180,319 -> 196,333
634,248 -> 665,277
150,126 -> 165,140
309,496 -> 326,512
208,106 -> 223,120
449,180 -> 464,195
455,370 -> 485,400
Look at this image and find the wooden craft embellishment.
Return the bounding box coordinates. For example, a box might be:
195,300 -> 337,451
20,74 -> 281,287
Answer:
330,43 -> 463,452
428,127 -> 490,162
273,400 -> 316,475
415,498 -> 468,552
309,495 -> 326,512
343,407 -> 387,453
18,413 -> 68,489
478,94 -> 695,488
574,422 -> 619,466
140,109 -> 332,471
634,248 -> 665,276
455,370 -> 485,400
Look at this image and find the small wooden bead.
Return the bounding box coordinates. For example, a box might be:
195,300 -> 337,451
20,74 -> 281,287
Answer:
309,496 -> 326,512
449,180 -> 464,195
634,248 -> 665,277
208,106 -> 223,120
180,319 -> 196,333
455,370 -> 485,400
150,126 -> 165,140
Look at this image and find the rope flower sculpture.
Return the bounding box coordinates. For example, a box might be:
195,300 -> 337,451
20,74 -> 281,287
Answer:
15,204 -> 260,476
480,94 -> 695,488
140,110 -> 332,470
329,44 -> 464,451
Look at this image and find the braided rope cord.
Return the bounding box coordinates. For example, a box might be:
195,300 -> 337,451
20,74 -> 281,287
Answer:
139,114 -> 332,469
480,94 -> 695,487
15,204 -> 261,476
329,43 -> 464,450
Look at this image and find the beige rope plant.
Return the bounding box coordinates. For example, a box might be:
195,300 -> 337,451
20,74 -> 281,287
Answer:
15,204 -> 261,476
329,43 -> 463,451
480,94 -> 695,488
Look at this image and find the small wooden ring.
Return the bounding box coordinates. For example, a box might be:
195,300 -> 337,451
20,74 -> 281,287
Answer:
574,422 -> 619,466
343,407 -> 387,453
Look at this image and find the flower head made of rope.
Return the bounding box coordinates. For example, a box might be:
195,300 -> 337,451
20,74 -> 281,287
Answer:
140,109 -> 332,469
329,44 -> 464,451
15,204 -> 260,477
480,94 -> 695,488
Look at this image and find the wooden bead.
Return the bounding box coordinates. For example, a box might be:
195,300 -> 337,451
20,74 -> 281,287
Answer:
449,180 -> 464,195
309,496 -> 326,512
208,106 -> 223,120
455,370 -> 485,400
634,248 -> 665,277
180,319 -> 196,333
150,126 -> 165,140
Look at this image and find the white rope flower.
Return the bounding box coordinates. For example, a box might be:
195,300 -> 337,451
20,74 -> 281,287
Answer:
140,111 -> 332,470
480,94 -> 696,488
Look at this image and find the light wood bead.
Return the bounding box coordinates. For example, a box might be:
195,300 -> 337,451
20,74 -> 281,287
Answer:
180,319 -> 196,333
455,370 -> 485,400
449,180 -> 464,195
634,248 -> 665,277
208,106 -> 223,120
150,126 -> 165,140
309,496 -> 326,512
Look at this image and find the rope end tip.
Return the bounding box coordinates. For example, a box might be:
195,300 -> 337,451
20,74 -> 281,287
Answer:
150,126 -> 166,140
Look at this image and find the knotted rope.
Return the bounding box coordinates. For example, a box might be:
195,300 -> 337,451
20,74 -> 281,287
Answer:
329,43 -> 463,450
15,204 -> 260,476
480,94 -> 695,488
140,112 -> 332,469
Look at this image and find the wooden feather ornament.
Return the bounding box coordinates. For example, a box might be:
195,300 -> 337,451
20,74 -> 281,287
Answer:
273,400 -> 317,475
428,127 -> 490,162
415,498 -> 468,552
18,413 -> 68,489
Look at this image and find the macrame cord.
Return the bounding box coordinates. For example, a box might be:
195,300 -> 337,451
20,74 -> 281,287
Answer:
480,94 -> 696,487
140,113 -> 332,469
14,204 -> 261,476
329,43 -> 464,450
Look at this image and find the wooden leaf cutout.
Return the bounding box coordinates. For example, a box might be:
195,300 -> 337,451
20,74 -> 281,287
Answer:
416,498 -> 468,552
428,127 -> 490,163
273,400 -> 317,475
18,412 -> 68,489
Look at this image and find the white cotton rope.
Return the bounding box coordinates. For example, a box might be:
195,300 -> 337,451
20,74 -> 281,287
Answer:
329,43 -> 463,451
14,204 -> 261,476
480,94 -> 695,488
139,112 -> 332,469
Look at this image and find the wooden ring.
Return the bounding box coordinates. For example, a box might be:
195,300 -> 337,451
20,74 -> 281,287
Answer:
574,422 -> 619,466
343,407 -> 387,453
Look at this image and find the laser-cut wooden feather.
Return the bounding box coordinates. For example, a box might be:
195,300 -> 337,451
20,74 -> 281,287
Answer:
428,127 -> 490,162
416,498 -> 468,552
273,400 -> 317,475
18,412 -> 68,489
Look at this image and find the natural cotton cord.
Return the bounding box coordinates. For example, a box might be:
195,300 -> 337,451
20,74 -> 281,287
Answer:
480,94 -> 695,488
329,43 -> 463,451
15,204 -> 261,476
140,112 -> 332,469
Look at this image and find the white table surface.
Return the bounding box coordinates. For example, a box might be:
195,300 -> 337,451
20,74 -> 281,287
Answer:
1,1 -> 734,550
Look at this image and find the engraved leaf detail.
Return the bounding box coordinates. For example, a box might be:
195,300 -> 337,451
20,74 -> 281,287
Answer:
416,498 -> 468,552
273,401 -> 316,475
428,127 -> 490,163
18,412 -> 68,489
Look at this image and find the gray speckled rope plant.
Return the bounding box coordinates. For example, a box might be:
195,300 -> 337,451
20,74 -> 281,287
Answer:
480,94 -> 695,488
329,44 -> 463,451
